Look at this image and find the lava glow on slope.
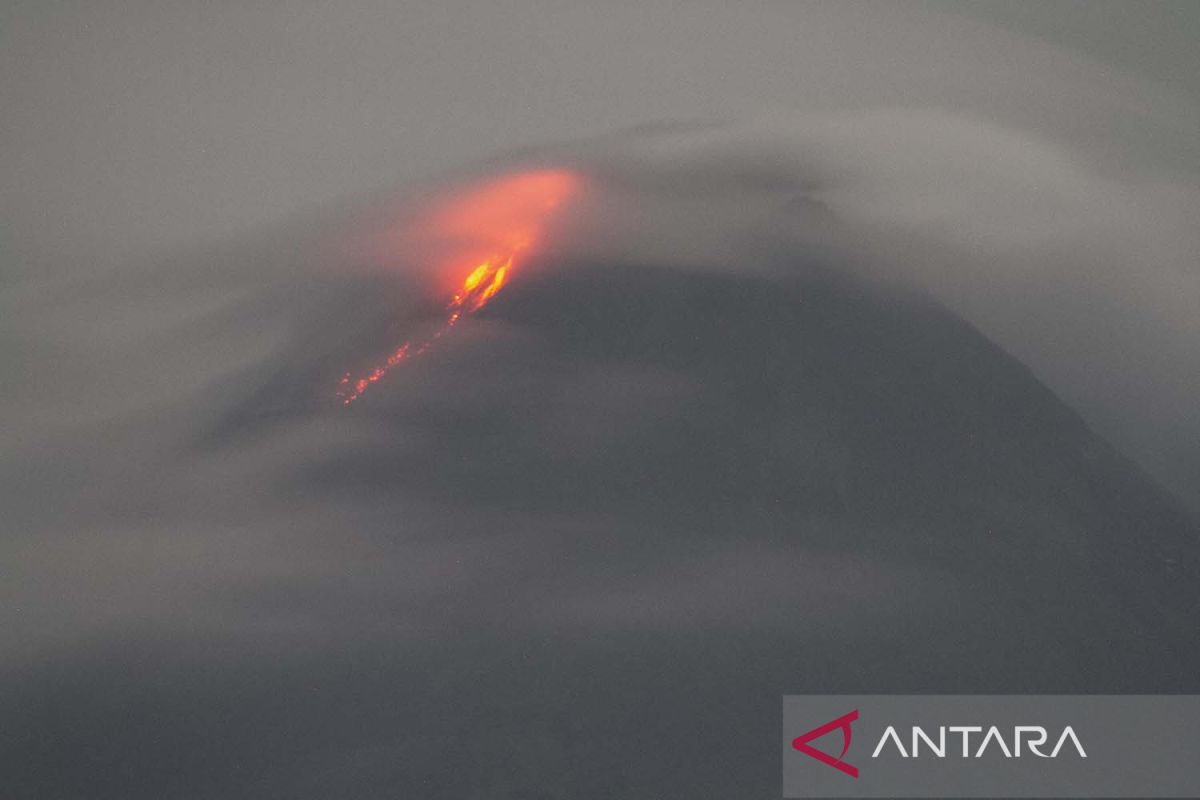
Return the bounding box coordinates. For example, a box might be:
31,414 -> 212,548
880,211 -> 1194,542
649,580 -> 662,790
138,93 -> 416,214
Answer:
338,168 -> 580,405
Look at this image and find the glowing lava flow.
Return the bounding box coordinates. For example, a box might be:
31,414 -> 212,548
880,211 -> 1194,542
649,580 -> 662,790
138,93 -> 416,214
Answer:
337,169 -> 578,405
336,254 -> 512,404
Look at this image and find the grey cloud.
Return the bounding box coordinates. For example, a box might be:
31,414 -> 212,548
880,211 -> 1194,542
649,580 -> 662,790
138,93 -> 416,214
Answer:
558,113 -> 1200,508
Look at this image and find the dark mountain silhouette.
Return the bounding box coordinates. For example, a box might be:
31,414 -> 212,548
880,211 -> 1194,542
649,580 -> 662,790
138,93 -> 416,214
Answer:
309,258 -> 1200,680
4,257 -> 1198,799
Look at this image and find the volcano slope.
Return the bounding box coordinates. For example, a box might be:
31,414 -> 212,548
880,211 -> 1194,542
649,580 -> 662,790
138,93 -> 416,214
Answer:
4,256 -> 1198,799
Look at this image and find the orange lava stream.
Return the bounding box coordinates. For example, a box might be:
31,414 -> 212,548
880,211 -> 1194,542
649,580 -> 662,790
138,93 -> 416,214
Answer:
336,254 -> 512,405
337,168 -> 578,406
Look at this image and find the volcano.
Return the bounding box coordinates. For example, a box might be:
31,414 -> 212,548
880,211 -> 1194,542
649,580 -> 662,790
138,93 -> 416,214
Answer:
5,254 -> 1199,800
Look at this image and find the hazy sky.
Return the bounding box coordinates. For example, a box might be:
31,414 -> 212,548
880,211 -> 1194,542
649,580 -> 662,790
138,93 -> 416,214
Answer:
3,5 -> 1199,797
4,1 -> 1197,263
933,0 -> 1200,103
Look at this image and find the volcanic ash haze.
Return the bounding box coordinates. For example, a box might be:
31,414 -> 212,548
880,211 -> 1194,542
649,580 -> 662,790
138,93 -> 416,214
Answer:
2,146 -> 1199,798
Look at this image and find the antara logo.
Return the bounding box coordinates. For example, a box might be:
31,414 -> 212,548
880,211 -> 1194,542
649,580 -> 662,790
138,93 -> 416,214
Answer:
871,725 -> 1087,759
791,711 -> 1087,780
792,710 -> 860,778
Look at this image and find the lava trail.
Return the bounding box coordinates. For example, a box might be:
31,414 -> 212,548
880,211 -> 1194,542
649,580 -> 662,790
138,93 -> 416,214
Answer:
338,169 -> 579,405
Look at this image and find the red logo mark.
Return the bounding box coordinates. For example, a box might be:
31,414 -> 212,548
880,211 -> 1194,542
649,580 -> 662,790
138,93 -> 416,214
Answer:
791,709 -> 859,778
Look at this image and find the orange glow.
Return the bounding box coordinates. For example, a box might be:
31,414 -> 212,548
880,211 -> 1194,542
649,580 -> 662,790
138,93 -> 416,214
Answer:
338,168 -> 580,405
